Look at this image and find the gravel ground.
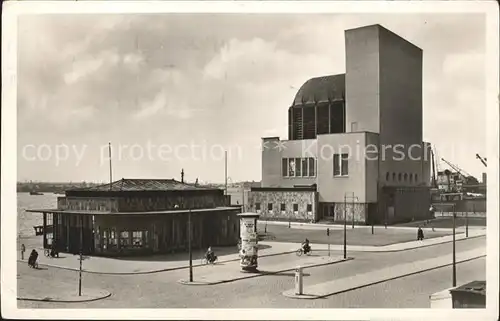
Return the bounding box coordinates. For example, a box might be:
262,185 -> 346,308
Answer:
16,236 -> 485,309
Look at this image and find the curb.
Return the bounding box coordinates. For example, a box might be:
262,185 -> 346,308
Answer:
283,255 -> 486,300
178,257 -> 354,286
17,250 -> 297,276
17,290 -> 111,303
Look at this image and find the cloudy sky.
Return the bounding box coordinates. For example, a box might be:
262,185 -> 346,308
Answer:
16,13 -> 487,184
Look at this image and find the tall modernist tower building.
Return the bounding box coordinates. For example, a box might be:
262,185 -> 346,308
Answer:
248,24 -> 432,225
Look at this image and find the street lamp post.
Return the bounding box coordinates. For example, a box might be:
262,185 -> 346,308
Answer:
78,215 -> 83,296
343,194 -> 347,259
452,205 -> 457,287
188,208 -> 193,283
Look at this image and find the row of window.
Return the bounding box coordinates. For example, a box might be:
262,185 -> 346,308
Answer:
282,157 -> 316,177
255,202 -> 313,213
282,154 -> 349,178
97,229 -> 149,249
385,172 -> 419,183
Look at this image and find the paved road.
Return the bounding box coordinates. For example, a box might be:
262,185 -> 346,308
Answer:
17,236 -> 485,309
258,223 -> 451,245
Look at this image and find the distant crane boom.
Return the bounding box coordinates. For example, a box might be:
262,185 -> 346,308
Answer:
441,158 -> 472,178
476,154 -> 487,167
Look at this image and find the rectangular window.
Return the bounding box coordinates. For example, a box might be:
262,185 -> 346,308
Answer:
334,153 -> 349,176
255,203 -> 261,211
302,158 -> 308,177
280,203 -> 286,212
282,158 -> 288,177
132,231 -> 143,247
288,158 -> 296,177
295,158 -> 302,177
109,229 -> 117,247
307,204 -> 312,212
268,203 -> 273,211
308,158 -> 316,177
120,231 -> 130,247
293,204 -> 298,212
46,213 -> 53,226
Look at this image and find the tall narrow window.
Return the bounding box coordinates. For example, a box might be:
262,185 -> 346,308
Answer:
255,203 -> 261,211
293,204 -> 299,213
334,153 -> 349,176
302,158 -> 309,177
295,158 -> 302,177
282,158 -> 288,177
308,158 -> 316,176
280,203 -> 286,213
268,203 -> 273,211
288,159 -> 296,177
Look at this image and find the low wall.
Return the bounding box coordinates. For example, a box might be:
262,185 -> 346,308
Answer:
333,202 -> 368,224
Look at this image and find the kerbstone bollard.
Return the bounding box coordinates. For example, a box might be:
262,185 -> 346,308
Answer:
295,266 -> 303,295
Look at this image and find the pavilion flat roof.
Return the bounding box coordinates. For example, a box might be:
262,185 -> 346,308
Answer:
25,206 -> 240,216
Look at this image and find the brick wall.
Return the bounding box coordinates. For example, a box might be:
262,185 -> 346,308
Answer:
333,202 -> 368,223
247,190 -> 317,222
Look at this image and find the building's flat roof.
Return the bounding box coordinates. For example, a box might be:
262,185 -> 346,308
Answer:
251,186 -> 317,192
26,206 -> 240,215
67,178 -> 220,193
450,281 -> 486,296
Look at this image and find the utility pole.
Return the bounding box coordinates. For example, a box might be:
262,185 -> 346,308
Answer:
224,151 -> 228,197
343,194 -> 347,259
188,208 -> 193,282
327,228 -> 330,257
452,205 -> 457,287
78,215 -> 83,296
108,142 -> 113,190
352,195 -> 355,229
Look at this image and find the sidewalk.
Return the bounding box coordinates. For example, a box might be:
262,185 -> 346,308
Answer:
17,242 -> 295,275
264,228 -> 485,253
16,229 -> 485,274
179,254 -> 350,285
17,266 -> 111,302
283,247 -> 486,299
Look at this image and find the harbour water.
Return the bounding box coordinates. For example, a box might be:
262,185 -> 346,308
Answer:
17,192 -> 58,238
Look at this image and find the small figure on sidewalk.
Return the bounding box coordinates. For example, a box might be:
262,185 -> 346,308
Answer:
28,249 -> 38,268
20,244 -> 26,260
417,227 -> 424,241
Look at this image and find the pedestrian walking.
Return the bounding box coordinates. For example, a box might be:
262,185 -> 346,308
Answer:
417,227 -> 424,241
20,244 -> 25,260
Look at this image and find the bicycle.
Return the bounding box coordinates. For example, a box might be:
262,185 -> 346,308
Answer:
44,248 -> 59,258
296,247 -> 312,256
200,255 -> 218,265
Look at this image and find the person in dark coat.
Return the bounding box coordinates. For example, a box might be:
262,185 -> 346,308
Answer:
28,249 -> 38,268
417,227 -> 424,241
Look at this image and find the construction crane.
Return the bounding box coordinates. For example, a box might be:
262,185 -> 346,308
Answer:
441,158 -> 473,178
476,154 -> 487,167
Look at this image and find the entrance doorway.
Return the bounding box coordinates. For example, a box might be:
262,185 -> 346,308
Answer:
320,203 -> 335,221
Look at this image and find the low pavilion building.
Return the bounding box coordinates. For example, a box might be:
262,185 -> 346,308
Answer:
27,178 -> 241,256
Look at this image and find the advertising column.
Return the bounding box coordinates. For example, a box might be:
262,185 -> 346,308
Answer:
238,213 -> 260,272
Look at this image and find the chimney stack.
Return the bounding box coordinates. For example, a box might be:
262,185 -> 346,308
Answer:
181,168 -> 185,183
